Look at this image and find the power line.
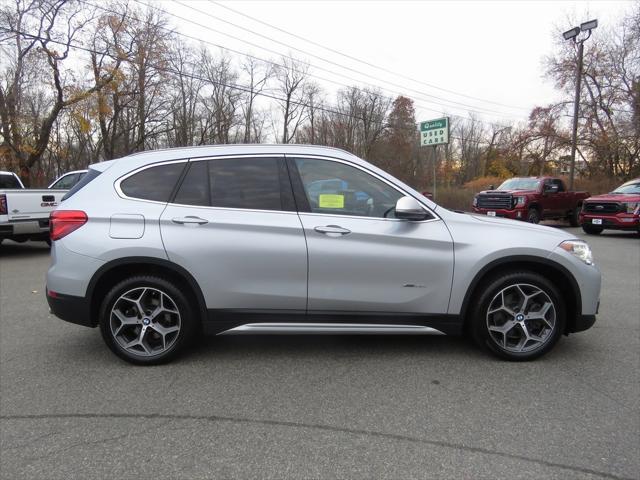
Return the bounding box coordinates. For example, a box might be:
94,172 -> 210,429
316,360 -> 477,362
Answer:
150,0 -> 522,121
208,0 -> 531,112
84,0 -> 519,127
78,0 -> 461,120
2,27 -> 498,146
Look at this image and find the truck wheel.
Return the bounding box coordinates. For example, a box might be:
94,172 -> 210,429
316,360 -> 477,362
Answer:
582,225 -> 603,235
99,276 -> 197,365
569,207 -> 580,227
471,271 -> 565,361
526,208 -> 540,224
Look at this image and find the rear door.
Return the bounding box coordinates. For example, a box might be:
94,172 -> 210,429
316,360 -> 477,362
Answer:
160,155 -> 308,313
288,156 -> 454,316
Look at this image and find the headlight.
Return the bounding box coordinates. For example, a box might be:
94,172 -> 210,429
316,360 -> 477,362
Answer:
472,197 -> 478,207
560,240 -> 594,265
624,202 -> 639,214
514,196 -> 526,206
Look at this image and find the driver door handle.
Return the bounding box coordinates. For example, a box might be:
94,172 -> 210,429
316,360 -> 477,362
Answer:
172,216 -> 209,225
314,225 -> 351,236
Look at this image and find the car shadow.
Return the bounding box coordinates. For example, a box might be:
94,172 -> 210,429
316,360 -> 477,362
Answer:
0,240 -> 51,258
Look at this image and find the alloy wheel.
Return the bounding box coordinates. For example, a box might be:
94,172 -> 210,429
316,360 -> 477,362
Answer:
486,283 -> 556,354
110,287 -> 181,357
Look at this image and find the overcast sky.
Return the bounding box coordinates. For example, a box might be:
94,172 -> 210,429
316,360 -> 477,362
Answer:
159,0 -> 634,127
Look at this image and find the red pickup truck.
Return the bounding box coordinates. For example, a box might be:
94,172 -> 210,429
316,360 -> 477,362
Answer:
579,178 -> 640,234
472,177 -> 590,225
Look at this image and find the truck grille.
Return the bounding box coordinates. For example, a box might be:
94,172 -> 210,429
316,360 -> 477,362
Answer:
477,194 -> 513,210
583,202 -> 620,214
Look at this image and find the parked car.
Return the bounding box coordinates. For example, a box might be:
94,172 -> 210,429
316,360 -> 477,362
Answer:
48,169 -> 88,190
0,171 -> 66,246
579,178 -> 640,235
472,177 -> 590,225
46,145 -> 601,365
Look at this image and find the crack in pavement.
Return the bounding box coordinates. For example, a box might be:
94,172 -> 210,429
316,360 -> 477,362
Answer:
1,412 -> 633,480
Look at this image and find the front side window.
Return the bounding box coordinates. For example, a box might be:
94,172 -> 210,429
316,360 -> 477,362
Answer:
120,162 -> 186,202
293,158 -> 404,219
174,157 -> 290,211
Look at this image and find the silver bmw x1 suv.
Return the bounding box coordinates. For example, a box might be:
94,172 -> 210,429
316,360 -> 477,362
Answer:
46,145 -> 601,364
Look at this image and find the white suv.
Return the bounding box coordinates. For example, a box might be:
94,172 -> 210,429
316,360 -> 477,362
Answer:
46,145 -> 601,364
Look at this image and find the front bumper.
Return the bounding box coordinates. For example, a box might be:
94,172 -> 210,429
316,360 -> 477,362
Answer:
570,314 -> 597,333
46,288 -> 94,327
472,207 -> 526,220
579,213 -> 639,230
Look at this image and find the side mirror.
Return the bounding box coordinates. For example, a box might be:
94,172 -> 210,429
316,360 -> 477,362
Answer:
489,184 -> 495,190
395,196 -> 429,221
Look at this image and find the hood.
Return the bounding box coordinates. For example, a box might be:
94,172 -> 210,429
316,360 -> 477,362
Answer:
477,189 -> 537,196
585,193 -> 640,202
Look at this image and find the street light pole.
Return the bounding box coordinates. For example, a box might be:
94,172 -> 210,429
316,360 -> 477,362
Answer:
568,40 -> 584,191
563,19 -> 597,191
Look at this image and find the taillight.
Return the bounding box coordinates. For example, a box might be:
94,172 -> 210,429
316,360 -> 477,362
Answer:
50,210 -> 87,241
0,194 -> 7,215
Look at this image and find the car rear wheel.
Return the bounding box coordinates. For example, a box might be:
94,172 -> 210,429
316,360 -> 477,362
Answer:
99,276 -> 197,365
471,271 -> 565,361
582,224 -> 603,235
569,207 -> 580,227
526,208 -> 540,224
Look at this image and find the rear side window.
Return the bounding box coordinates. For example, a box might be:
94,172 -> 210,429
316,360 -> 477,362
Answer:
62,169 -> 102,201
174,157 -> 293,211
0,174 -> 22,189
50,173 -> 79,190
120,163 -> 186,202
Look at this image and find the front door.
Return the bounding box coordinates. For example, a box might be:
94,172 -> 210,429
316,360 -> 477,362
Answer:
289,156 -> 454,316
160,156 -> 307,313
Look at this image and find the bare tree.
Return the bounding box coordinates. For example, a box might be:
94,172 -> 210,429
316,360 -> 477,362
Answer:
240,56 -> 272,143
275,56 -> 309,144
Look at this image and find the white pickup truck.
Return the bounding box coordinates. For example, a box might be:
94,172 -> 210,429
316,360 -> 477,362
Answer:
0,171 -> 68,245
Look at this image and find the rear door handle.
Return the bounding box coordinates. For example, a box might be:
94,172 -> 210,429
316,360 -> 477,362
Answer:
171,216 -> 208,225
314,225 -> 351,236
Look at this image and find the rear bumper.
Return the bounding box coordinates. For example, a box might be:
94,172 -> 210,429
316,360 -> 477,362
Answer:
472,207 -> 526,220
0,219 -> 49,238
46,288 -> 95,327
579,213 -> 639,230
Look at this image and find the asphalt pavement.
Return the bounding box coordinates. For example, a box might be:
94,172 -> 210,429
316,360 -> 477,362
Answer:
0,227 -> 638,479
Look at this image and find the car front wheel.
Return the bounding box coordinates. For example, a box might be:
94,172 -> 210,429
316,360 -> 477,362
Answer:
471,271 -> 565,361
526,208 -> 540,224
99,276 -> 197,365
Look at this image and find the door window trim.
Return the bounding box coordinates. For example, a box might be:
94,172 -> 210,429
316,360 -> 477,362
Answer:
286,154 -> 440,223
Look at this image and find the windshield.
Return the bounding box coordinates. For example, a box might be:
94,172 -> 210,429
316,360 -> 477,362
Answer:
496,178 -> 540,191
611,181 -> 640,195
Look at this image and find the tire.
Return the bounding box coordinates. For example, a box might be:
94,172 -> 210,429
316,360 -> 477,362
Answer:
45,238 -> 52,247
569,207 -> 580,227
99,276 -> 198,365
526,208 -> 540,224
582,224 -> 603,235
470,271 -> 565,361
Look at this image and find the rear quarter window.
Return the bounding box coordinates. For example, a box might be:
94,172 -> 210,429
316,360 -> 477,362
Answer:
120,163 -> 186,202
62,169 -> 102,201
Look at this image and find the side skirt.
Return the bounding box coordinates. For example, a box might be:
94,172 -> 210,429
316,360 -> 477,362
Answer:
203,309 -> 462,336
218,323 -> 446,335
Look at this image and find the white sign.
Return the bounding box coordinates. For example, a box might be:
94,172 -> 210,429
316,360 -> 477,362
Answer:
420,117 -> 449,146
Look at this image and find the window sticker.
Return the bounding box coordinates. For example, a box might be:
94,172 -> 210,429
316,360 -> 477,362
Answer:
318,194 -> 344,209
